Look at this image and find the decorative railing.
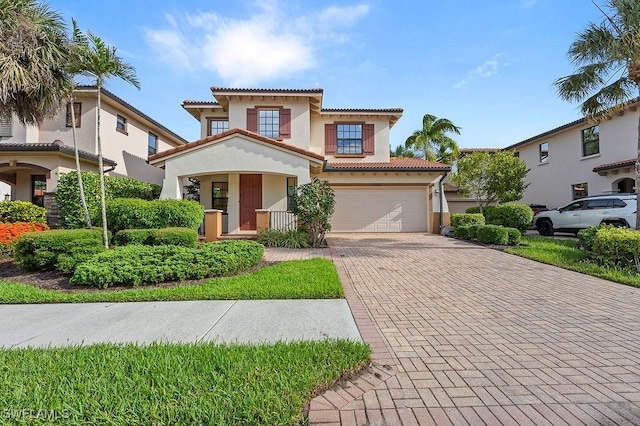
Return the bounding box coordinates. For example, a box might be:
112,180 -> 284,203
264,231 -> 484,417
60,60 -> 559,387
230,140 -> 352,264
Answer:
270,211 -> 298,232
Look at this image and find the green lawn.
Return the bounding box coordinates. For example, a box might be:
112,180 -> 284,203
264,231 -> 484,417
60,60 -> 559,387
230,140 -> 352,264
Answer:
506,235 -> 640,287
0,258 -> 344,304
0,340 -> 369,425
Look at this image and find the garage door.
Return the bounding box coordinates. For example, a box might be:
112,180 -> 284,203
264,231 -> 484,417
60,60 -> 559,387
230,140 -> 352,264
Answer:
331,187 -> 428,232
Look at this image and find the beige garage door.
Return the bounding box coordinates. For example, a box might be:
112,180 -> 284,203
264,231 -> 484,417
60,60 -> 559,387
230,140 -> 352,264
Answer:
331,187 -> 428,232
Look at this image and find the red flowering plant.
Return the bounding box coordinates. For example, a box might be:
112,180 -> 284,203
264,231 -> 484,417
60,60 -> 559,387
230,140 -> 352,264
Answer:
0,222 -> 49,257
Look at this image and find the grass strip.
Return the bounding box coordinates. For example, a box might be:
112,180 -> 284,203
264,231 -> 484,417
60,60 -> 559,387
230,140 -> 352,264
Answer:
506,235 -> 640,287
0,258 -> 344,304
0,340 -> 369,425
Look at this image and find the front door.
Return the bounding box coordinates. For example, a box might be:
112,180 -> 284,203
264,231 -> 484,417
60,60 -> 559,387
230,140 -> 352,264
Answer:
239,174 -> 262,230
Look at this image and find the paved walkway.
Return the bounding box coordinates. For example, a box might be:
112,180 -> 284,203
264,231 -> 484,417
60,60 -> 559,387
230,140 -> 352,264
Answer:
309,233 -> 640,425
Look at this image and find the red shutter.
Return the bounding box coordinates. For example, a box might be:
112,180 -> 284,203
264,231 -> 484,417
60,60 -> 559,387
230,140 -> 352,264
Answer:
279,109 -> 291,138
325,123 -> 337,155
363,123 -> 375,155
246,108 -> 257,132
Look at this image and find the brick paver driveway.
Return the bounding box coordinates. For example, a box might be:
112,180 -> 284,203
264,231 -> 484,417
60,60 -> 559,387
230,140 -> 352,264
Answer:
309,234 -> 640,425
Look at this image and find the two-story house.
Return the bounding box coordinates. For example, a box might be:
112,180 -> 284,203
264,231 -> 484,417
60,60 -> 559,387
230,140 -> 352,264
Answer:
0,86 -> 187,210
149,87 -> 450,234
504,101 -> 638,209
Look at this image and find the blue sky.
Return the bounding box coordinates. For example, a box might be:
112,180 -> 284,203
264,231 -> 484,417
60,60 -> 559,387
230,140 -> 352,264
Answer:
48,0 -> 607,149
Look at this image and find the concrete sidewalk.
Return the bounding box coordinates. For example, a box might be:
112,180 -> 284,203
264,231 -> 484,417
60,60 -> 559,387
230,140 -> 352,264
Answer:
0,299 -> 361,348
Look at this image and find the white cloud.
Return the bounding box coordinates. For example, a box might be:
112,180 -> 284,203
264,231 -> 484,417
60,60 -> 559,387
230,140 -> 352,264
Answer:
454,54 -> 502,89
143,1 -> 369,86
521,0 -> 537,9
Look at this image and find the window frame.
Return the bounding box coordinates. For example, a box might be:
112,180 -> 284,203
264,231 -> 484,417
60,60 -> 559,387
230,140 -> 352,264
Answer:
148,132 -> 158,156
336,122 -> 364,155
31,174 -> 46,207
212,181 -> 229,213
258,108 -> 280,139
286,177 -> 297,212
571,182 -> 588,200
539,142 -> 549,164
116,114 -> 128,134
581,125 -> 600,157
65,102 -> 82,128
207,118 -> 229,136
0,115 -> 12,137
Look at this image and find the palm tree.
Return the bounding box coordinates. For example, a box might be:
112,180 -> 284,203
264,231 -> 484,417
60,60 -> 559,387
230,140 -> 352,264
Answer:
390,145 -> 418,158
554,0 -> 640,229
77,31 -> 140,247
0,0 -> 69,124
65,19 -> 92,228
405,113 -> 461,164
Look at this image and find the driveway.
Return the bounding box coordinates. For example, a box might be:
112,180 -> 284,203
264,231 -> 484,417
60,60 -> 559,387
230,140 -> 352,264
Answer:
309,234 -> 640,425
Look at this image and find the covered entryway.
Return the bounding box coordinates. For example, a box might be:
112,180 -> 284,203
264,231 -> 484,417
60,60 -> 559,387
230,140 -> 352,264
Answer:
331,187 -> 428,232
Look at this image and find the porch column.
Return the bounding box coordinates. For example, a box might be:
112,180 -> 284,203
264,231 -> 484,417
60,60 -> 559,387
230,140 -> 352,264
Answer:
256,209 -> 270,233
204,209 -> 223,242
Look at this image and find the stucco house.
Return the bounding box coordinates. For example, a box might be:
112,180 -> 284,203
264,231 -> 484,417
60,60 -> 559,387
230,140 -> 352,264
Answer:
505,101 -> 638,209
149,87 -> 450,234
0,86 -> 187,216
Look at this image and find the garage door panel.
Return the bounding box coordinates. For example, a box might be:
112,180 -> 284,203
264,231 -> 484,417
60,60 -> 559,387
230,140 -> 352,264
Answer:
331,187 -> 427,232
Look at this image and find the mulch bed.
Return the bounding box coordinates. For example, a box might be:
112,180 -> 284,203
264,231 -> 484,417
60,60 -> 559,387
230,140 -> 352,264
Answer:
0,258 -> 274,293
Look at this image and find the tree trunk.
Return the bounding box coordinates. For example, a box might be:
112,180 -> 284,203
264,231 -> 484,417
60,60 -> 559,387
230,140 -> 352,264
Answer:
70,92 -> 92,228
96,82 -> 109,248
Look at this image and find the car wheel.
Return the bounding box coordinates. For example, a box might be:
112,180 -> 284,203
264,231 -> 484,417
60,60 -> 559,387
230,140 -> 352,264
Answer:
537,219 -> 554,236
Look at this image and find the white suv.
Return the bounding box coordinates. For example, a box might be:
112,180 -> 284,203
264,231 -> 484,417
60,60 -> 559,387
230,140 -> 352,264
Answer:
534,194 -> 637,236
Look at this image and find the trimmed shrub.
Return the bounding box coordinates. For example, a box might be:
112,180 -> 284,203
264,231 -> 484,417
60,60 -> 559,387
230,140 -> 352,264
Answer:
592,226 -> 640,271
468,224 -> 480,239
0,222 -> 49,257
114,227 -> 198,247
105,198 -> 204,233
71,240 -> 265,287
450,213 -> 485,228
465,205 -> 496,218
577,224 -> 614,251
257,229 -> 309,248
476,225 -> 509,245
454,225 -> 471,240
0,201 -> 46,224
55,171 -> 162,229
485,203 -> 533,232
15,229 -> 106,272
505,227 -> 521,246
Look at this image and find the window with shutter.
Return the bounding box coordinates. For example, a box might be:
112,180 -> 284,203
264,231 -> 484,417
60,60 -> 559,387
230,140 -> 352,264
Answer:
246,108 -> 258,132
363,124 -> 375,155
325,124 -> 337,154
0,116 -> 11,137
279,109 -> 291,138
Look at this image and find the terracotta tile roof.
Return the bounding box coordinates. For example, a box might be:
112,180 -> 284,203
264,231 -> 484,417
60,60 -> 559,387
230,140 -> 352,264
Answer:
593,158 -> 637,173
0,142 -> 116,165
325,157 -> 450,172
321,108 -> 403,114
210,86 -> 324,94
182,100 -> 220,106
148,128 -> 325,162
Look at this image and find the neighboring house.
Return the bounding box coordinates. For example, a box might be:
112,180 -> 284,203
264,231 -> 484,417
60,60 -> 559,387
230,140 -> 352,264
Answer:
0,86 -> 187,213
149,87 -> 450,234
504,101 -> 638,209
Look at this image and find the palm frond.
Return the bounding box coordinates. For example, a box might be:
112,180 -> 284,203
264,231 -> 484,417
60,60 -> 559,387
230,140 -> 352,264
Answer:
568,22 -> 621,65
581,76 -> 636,116
554,62 -> 618,101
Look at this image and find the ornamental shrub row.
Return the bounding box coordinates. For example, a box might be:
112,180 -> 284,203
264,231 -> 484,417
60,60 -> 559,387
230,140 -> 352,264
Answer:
0,201 -> 46,224
0,222 -> 49,257
485,203 -> 533,232
591,226 -> 640,271
450,213 -> 485,228
454,224 -> 521,246
105,198 -> 204,233
71,240 -> 265,287
113,227 -> 198,247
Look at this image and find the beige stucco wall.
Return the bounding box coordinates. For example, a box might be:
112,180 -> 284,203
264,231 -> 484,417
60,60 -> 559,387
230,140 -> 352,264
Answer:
38,98 -> 97,153
515,110 -> 638,209
311,115 -> 391,162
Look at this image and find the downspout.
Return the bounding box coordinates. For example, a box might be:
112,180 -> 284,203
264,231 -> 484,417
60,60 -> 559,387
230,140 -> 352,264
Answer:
438,172 -> 448,232
104,164 -> 116,173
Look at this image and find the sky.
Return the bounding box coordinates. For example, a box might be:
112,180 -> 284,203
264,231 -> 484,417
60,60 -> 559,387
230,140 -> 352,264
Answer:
47,0 -> 608,150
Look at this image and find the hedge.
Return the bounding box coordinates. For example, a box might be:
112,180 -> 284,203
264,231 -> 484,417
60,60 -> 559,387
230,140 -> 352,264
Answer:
577,224 -> 614,251
453,225 -> 471,240
450,213 -> 485,228
476,225 -> 509,245
114,228 -> 198,247
71,241 -> 265,287
468,224 -> 480,240
15,228 -> 107,273
505,227 -> 521,246
592,226 -> 640,271
0,222 -> 49,257
55,171 -> 161,229
465,205 -> 495,217
0,201 -> 46,224
485,203 -> 533,232
105,198 -> 204,233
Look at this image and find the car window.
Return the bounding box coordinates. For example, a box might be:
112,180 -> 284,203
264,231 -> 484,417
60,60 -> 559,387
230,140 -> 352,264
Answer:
585,199 -> 612,209
563,200 -> 586,211
612,199 -> 627,208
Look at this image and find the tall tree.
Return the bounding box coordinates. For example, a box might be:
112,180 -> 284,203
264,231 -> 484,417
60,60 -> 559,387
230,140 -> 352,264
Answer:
77,30 -> 140,247
405,113 -> 461,164
554,0 -> 640,229
0,0 -> 69,124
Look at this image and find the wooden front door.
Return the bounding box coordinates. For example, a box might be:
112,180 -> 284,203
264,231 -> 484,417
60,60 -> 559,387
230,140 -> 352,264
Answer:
239,174 -> 262,230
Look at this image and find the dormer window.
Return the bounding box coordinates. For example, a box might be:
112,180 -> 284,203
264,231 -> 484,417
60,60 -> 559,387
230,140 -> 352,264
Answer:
337,124 -> 363,155
208,119 -> 229,136
259,109 -> 280,138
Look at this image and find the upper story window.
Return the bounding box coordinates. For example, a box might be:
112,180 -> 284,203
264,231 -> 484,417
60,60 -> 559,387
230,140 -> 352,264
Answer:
539,142 -> 549,163
582,125 -> 599,156
337,124 -> 363,155
148,132 -> 158,156
246,108 -> 291,139
116,115 -> 127,134
208,119 -> 229,136
66,102 -> 81,128
0,116 -> 11,137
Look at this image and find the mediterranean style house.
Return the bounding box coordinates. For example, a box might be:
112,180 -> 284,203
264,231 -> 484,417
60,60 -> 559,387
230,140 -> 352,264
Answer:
505,101 -> 639,209
0,86 -> 187,211
149,87 -> 450,234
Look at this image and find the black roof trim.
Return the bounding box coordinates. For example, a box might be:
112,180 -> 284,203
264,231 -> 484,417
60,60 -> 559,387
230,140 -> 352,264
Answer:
0,143 -> 116,166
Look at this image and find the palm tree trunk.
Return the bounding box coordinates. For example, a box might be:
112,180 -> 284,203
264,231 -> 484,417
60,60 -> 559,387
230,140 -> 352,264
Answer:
95,82 -> 109,248
70,92 -> 92,228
